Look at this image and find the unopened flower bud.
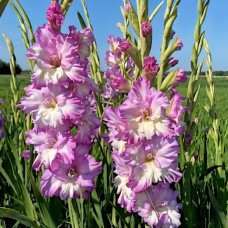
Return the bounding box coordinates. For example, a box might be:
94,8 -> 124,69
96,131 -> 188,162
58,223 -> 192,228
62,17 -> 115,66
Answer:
143,56 -> 159,80
176,38 -> 183,51
169,57 -> 179,67
46,1 -> 64,30
119,39 -> 132,52
124,1 -> 131,13
141,21 -> 152,37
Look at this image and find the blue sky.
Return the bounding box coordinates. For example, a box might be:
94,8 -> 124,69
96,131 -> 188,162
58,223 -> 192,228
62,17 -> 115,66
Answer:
0,0 -> 228,71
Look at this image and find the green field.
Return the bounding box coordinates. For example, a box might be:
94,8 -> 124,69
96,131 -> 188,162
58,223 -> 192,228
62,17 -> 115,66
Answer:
0,74 -> 227,120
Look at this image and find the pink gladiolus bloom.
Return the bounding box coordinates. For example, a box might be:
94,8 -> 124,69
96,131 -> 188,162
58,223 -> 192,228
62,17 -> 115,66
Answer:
104,67 -> 131,93
105,50 -> 120,67
173,68 -> 187,87
143,56 -> 159,80
108,35 -> 122,54
26,127 -> 76,171
103,106 -> 129,142
125,135 -> 179,192
22,150 -> 30,160
69,26 -> 95,61
75,107 -> 101,144
161,160 -> 182,183
65,77 -> 98,100
40,147 -> 102,200
101,82 -> 116,99
134,183 -> 182,227
119,77 -> 172,142
46,1 -> 64,29
141,21 -> 152,37
18,84 -> 85,128
28,24 -> 86,86
168,90 -> 188,135
112,152 -> 135,212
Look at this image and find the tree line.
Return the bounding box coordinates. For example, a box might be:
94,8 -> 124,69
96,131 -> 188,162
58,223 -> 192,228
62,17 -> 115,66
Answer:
185,71 -> 228,76
0,59 -> 22,74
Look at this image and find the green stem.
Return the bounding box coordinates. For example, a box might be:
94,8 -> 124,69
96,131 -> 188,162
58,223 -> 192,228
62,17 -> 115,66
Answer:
68,199 -> 79,228
80,188 -> 84,227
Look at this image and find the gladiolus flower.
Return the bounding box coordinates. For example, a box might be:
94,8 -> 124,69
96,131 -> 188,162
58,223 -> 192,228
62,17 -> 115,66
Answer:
134,183 -> 182,227
40,147 -> 102,200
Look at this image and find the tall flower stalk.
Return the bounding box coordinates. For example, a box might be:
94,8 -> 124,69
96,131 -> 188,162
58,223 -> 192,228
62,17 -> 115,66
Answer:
102,0 -> 187,226
18,1 -> 102,201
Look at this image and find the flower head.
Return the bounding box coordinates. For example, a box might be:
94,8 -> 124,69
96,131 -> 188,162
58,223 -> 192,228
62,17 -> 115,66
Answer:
125,136 -> 180,192
26,127 -> 76,171
119,77 -> 172,142
18,84 -> 85,129
104,67 -> 131,93
40,147 -> 102,200
134,183 -> 182,227
28,24 -> 86,86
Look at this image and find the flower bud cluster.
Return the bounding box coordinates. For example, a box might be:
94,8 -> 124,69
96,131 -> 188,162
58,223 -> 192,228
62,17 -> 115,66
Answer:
18,2 -> 102,200
102,35 -> 134,98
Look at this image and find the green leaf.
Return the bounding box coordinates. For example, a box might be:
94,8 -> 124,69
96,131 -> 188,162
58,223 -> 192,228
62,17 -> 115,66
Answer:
208,186 -> 227,227
160,69 -> 178,92
126,42 -> 142,70
77,11 -> 87,29
30,176 -> 57,228
149,1 -> 164,22
199,165 -> 222,181
138,0 -> 148,23
91,189 -> 105,228
0,207 -> 39,228
128,3 -> 140,37
0,159 -> 17,194
0,0 -> 9,17
12,0 -> 35,44
2,33 -> 15,57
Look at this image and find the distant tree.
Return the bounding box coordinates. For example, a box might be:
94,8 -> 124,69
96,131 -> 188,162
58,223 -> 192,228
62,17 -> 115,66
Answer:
15,64 -> 22,74
0,59 -> 22,74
